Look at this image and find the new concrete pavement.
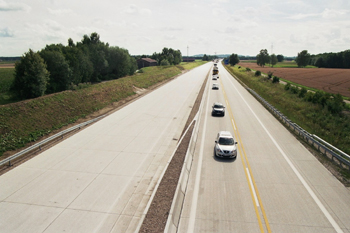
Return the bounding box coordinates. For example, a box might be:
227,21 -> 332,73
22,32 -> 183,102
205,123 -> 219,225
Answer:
0,63 -> 211,233
178,63 -> 350,233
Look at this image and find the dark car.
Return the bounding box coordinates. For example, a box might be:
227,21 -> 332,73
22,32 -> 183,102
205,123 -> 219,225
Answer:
212,83 -> 219,90
212,102 -> 225,116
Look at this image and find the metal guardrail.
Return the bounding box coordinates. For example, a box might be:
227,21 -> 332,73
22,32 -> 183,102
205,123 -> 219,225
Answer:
247,88 -> 350,171
0,115 -> 105,167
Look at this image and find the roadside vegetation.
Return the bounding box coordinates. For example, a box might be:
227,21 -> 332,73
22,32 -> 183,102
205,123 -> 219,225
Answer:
0,68 -> 16,105
225,65 -> 350,156
0,62 -> 204,158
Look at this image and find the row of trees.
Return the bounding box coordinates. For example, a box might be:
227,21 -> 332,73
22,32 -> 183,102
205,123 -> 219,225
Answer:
309,50 -> 350,68
256,48 -> 350,69
150,48 -> 182,66
12,32 -> 137,99
256,49 -> 281,67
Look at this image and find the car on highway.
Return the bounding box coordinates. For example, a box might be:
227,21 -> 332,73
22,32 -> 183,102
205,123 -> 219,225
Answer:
212,83 -> 219,90
214,131 -> 237,159
212,102 -> 225,116
212,76 -> 217,80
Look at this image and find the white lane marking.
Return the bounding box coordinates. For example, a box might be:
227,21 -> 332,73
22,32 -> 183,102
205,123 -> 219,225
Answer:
246,168 -> 259,207
187,78 -> 211,233
226,73 -> 344,233
231,119 -> 236,131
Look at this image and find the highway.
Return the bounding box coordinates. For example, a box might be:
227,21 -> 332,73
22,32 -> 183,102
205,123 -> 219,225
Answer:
0,63 -> 210,233
177,62 -> 350,233
1,61 -> 350,233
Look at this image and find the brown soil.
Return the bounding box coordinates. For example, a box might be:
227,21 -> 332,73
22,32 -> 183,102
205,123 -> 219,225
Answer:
239,63 -> 350,98
0,64 -> 15,68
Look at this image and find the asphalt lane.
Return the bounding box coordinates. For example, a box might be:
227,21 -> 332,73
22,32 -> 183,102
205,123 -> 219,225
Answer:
0,63 -> 211,233
178,63 -> 350,233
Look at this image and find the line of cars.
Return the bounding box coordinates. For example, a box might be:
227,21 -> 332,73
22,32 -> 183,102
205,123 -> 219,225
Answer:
210,71 -> 238,159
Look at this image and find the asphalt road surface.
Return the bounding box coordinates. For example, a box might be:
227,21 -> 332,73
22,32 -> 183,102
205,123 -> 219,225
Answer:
177,63 -> 350,233
0,63 -> 210,233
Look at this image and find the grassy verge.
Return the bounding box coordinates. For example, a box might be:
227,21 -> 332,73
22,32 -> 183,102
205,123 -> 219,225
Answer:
0,63 -> 203,157
225,65 -> 350,155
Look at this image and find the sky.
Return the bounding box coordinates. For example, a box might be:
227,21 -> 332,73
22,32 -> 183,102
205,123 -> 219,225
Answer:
1,0 -> 350,57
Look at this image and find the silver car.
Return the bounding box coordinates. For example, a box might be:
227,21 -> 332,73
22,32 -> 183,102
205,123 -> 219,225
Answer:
214,131 -> 238,158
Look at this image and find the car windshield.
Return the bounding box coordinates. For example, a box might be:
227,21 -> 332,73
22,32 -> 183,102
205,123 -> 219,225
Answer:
218,137 -> 234,145
214,104 -> 223,108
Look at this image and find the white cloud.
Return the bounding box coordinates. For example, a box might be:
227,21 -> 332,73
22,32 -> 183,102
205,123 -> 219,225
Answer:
47,8 -> 73,16
0,0 -> 30,12
0,27 -> 14,37
321,8 -> 348,19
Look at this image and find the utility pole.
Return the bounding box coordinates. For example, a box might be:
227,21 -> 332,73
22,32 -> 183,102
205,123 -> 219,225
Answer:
187,45 -> 189,61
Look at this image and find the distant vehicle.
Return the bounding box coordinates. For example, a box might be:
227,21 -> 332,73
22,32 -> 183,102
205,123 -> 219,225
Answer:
212,83 -> 219,90
213,66 -> 219,75
212,75 -> 217,80
214,131 -> 237,159
212,102 -> 225,116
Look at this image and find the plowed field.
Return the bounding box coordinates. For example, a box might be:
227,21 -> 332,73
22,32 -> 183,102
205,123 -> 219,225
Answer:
238,63 -> 350,98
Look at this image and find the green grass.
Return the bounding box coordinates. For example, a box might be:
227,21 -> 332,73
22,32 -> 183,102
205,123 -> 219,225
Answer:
225,65 -> 350,155
180,60 -> 207,70
0,63 -> 205,157
240,60 -> 316,68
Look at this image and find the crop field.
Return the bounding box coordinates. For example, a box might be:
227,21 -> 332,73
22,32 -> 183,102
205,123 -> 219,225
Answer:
239,62 -> 350,98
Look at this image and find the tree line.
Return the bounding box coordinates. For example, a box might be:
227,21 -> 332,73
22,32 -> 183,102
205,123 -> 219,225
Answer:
309,50 -> 350,68
12,32 -> 138,99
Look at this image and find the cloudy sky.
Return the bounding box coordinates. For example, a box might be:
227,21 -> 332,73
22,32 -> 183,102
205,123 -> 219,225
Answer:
1,0 -> 349,57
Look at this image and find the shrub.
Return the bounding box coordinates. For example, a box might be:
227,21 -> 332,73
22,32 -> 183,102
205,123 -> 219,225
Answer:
246,67 -> 251,72
255,70 -> 261,76
268,71 -> 273,79
298,87 -> 307,98
290,86 -> 299,94
272,76 -> 280,83
285,83 -> 291,90
304,91 -> 314,102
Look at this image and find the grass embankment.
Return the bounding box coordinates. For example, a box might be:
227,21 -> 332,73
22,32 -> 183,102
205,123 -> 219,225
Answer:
225,65 -> 350,156
0,62 -> 204,157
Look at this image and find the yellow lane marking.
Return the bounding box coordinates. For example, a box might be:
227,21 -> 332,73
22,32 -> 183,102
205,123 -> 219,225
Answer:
220,79 -> 271,233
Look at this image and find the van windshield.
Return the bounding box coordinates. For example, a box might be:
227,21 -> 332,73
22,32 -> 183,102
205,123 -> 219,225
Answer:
218,137 -> 234,145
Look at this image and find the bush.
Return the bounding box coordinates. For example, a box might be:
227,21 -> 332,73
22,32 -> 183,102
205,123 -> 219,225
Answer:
285,83 -> 291,90
290,86 -> 299,94
272,76 -> 280,83
299,87 -> 307,98
268,71 -> 273,79
246,67 -> 251,72
255,70 -> 261,76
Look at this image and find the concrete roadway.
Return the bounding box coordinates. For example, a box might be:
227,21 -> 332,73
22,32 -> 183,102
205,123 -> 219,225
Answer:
178,62 -> 350,232
0,63 -> 211,233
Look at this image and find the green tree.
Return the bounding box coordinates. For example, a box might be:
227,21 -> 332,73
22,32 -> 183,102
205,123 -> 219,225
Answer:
229,53 -> 240,66
108,46 -> 137,79
12,49 -> 50,98
296,50 -> 310,67
270,54 -> 277,67
40,47 -> 72,93
202,54 -> 208,61
160,59 -> 170,66
256,49 -> 269,67
277,54 -> 284,62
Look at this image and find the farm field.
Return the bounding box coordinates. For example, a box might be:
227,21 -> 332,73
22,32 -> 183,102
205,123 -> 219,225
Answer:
238,62 -> 350,98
